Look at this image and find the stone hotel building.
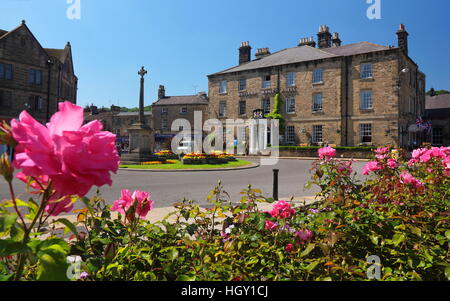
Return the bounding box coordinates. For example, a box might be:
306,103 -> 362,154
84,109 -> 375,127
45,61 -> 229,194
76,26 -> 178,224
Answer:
207,25 -> 426,148
0,21 -> 78,124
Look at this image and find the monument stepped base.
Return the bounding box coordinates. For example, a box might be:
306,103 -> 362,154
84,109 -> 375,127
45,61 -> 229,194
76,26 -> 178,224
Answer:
120,153 -> 160,165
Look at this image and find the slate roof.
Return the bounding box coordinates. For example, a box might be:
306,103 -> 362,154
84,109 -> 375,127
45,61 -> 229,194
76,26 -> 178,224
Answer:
211,42 -> 393,75
116,112 -> 153,116
152,95 -> 209,106
44,48 -> 68,63
425,94 -> 450,110
0,29 -> 8,38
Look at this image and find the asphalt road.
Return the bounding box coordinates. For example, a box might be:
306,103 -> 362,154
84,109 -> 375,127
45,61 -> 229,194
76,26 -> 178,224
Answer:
0,159 -> 366,209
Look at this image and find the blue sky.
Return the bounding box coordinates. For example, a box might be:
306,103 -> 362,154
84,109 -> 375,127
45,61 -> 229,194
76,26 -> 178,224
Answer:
1,0 -> 449,108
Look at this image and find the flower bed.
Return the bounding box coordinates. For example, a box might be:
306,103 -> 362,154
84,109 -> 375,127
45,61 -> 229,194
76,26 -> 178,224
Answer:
182,152 -> 236,165
142,160 -> 177,165
0,104 -> 448,281
154,150 -> 179,160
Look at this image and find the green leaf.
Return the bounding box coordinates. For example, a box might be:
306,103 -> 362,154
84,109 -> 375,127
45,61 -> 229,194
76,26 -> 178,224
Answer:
445,267 -> 450,281
370,235 -> 379,245
0,239 -> 30,256
0,211 -> 17,235
167,248 -> 179,262
177,275 -> 196,281
445,230 -> 450,241
28,238 -> 70,281
54,218 -> 78,236
300,243 -> 316,258
392,233 -> 406,247
305,261 -> 319,272
0,274 -> 14,281
36,248 -> 70,281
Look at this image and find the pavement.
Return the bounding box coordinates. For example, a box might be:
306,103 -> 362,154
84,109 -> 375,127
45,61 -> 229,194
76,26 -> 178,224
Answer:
0,158 -> 367,214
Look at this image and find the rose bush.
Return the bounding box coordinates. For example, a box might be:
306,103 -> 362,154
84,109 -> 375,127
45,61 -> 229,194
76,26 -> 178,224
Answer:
0,103 -> 120,280
0,105 -> 449,281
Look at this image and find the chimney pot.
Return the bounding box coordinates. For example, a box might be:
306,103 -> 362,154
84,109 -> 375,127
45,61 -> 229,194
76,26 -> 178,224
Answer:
239,41 -> 252,65
396,24 -> 409,55
158,85 -> 166,100
317,25 -> 332,48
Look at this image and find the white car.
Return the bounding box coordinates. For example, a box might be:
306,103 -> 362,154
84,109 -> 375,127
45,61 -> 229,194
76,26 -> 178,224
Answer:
177,140 -> 193,154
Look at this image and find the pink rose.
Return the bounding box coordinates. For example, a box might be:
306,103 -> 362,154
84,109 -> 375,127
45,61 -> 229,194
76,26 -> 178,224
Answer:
362,161 -> 382,175
269,200 -> 296,219
45,195 -> 74,216
400,171 -> 424,189
387,159 -> 398,169
375,147 -> 389,155
285,243 -> 294,253
318,147 -> 336,160
16,172 -> 72,216
265,220 -> 278,231
111,189 -> 154,220
11,102 -> 120,197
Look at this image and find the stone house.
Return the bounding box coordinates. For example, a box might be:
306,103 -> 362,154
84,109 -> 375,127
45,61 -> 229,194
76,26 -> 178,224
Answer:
425,93 -> 450,146
0,20 -> 78,124
84,105 -> 152,150
207,25 -> 426,148
151,85 -> 210,150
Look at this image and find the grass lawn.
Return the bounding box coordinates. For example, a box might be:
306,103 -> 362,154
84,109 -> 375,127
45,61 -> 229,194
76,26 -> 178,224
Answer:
119,159 -> 254,170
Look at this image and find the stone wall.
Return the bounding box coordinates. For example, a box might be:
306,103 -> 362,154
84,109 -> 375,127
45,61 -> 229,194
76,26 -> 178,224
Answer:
277,148 -> 374,159
208,48 -> 424,149
0,23 -> 77,123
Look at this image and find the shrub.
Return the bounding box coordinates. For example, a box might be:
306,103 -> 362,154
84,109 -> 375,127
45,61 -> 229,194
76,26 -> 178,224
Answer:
0,107 -> 448,281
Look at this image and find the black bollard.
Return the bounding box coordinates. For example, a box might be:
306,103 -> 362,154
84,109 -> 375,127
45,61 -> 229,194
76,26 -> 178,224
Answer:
273,169 -> 279,201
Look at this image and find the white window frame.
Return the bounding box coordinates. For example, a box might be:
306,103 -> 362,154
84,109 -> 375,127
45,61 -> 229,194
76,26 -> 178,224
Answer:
313,93 -> 323,112
180,107 -> 188,114
286,98 -> 296,114
238,78 -> 246,91
262,99 -> 271,114
285,125 -> 295,144
262,75 -> 271,89
219,80 -> 227,94
219,101 -> 227,117
312,69 -> 323,83
161,119 -> 168,130
361,63 -> 373,79
360,123 -> 372,144
360,90 -> 373,110
287,72 -> 296,87
312,125 -> 323,144
238,100 -> 246,116
161,107 -> 168,115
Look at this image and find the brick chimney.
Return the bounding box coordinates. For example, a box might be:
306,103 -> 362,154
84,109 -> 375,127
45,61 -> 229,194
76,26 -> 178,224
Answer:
255,48 -> 271,59
317,25 -> 332,49
298,37 -> 316,48
158,85 -> 166,100
332,32 -> 342,47
397,24 -> 409,55
239,41 -> 252,65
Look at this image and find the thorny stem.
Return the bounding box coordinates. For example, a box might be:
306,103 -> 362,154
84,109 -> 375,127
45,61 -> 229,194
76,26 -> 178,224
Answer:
14,181 -> 52,281
7,180 -> 27,232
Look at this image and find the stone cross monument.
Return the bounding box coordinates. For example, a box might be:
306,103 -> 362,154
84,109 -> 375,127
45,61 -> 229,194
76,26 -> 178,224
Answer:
120,66 -> 157,164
